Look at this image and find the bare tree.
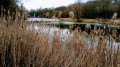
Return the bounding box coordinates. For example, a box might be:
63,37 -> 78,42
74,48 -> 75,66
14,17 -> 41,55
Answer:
73,0 -> 83,21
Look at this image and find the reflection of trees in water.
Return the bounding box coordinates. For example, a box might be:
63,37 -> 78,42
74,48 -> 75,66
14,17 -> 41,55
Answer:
69,24 -> 74,30
49,23 -> 120,43
55,23 -> 120,36
56,24 -> 81,30
115,38 -> 120,42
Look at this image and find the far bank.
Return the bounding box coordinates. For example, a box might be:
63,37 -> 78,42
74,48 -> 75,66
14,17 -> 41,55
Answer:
61,18 -> 120,25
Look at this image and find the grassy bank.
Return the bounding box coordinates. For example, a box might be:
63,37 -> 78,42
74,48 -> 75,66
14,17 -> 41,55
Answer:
81,18 -> 120,25
61,18 -> 120,25
0,14 -> 120,67
61,18 -> 78,22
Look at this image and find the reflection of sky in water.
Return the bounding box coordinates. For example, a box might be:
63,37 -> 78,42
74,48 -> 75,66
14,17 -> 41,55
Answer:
27,18 -> 120,29
27,18 -> 120,46
32,24 -> 120,46
34,25 -> 72,38
27,18 -> 60,22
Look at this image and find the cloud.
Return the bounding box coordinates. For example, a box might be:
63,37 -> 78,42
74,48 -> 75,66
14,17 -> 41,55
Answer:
22,0 -> 76,10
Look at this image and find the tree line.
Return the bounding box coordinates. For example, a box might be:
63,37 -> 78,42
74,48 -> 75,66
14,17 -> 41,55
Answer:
0,0 -> 120,21
28,0 -> 120,21
0,0 -> 25,17
82,0 -> 120,19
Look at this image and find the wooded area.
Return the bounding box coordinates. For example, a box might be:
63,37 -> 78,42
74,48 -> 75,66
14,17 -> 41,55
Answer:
0,0 -> 120,21
28,0 -> 120,21
0,0 -> 21,17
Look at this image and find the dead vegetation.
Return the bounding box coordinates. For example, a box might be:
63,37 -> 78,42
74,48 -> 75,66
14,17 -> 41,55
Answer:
0,12 -> 120,67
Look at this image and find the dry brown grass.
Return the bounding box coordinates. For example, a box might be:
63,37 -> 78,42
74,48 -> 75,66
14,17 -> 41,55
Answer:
61,18 -> 78,22
0,12 -> 120,67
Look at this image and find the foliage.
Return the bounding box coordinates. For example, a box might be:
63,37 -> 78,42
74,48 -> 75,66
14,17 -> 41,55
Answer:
69,11 -> 74,18
82,0 -> 114,19
0,0 -> 20,16
116,2 -> 120,17
28,6 -> 70,18
28,0 -> 120,19
72,3 -> 83,21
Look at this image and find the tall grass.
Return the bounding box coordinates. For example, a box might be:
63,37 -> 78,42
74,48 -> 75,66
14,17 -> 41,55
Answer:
0,12 -> 120,67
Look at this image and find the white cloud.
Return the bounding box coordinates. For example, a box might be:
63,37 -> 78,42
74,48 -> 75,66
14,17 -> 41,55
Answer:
22,0 -> 88,10
22,0 -> 76,10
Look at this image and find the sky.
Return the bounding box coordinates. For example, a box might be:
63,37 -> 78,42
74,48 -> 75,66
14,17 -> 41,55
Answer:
21,0 -> 88,10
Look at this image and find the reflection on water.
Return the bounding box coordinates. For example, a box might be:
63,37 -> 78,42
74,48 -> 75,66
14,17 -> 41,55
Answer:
30,24 -> 120,47
27,18 -> 120,45
27,18 -> 60,22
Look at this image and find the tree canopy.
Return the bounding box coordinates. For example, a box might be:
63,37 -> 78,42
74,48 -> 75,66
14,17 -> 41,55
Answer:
28,0 -> 120,20
0,0 -> 20,16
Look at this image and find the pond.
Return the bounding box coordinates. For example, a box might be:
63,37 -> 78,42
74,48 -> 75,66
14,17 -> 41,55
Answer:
27,18 -> 120,45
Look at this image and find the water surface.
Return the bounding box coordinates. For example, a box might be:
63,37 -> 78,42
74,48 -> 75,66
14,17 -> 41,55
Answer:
27,18 -> 120,45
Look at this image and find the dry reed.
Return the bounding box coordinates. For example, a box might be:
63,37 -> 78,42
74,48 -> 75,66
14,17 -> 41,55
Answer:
0,12 -> 120,67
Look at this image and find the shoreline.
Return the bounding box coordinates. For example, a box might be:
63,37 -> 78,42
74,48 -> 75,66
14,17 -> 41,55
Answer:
61,18 -> 120,25
61,18 -> 78,22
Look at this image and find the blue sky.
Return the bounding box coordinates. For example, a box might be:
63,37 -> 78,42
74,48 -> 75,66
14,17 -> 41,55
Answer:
22,0 -> 88,10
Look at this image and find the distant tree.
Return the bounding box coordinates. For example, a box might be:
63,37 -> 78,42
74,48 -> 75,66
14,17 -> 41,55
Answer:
73,0 -> 83,21
28,6 -> 70,18
113,0 -> 120,2
69,11 -> 74,18
57,11 -> 62,18
28,0 -> 120,19
45,12 -> 50,18
82,0 -> 113,19
61,9 -> 69,18
29,9 -> 36,17
97,0 -> 112,18
0,0 -> 20,17
116,2 -> 120,18
54,6 -> 67,18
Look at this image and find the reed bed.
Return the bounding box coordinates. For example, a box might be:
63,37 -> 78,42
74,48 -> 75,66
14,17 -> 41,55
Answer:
0,12 -> 120,67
